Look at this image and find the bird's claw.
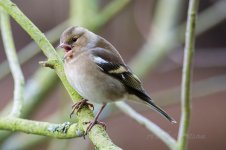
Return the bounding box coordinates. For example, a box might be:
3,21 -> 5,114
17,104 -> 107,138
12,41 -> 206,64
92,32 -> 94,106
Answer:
83,120 -> 106,137
70,99 -> 94,118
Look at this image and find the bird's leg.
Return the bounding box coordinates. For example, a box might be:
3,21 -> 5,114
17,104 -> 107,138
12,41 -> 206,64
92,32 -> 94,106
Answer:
70,99 -> 94,118
84,104 -> 107,135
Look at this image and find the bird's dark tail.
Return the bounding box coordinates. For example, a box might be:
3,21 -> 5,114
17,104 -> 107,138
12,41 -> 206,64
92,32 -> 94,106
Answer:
145,98 -> 176,123
134,91 -> 176,123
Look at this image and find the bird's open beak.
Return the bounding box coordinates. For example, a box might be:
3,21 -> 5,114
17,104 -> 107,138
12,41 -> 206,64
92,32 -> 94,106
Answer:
63,50 -> 73,61
57,43 -> 72,52
57,43 -> 73,61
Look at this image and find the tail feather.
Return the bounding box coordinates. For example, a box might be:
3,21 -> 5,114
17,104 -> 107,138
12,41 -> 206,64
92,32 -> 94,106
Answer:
145,98 -> 176,124
132,90 -> 176,123
124,80 -> 176,123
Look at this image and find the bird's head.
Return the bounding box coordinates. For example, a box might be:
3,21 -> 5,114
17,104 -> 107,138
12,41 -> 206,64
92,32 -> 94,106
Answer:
58,26 -> 98,53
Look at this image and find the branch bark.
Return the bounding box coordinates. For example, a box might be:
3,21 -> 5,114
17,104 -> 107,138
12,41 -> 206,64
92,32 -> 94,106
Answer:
0,117 -> 81,138
0,9 -> 25,117
177,0 -> 199,149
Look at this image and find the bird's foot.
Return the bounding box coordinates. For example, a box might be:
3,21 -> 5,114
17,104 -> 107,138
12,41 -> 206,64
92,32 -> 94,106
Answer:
83,119 -> 106,137
81,104 -> 107,139
70,99 -> 94,118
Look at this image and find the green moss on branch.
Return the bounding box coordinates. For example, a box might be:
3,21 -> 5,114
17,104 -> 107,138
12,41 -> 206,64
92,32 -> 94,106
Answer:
0,117 -> 81,138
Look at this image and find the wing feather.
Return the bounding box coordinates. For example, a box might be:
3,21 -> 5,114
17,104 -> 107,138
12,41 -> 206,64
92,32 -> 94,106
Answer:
92,52 -> 176,123
93,56 -> 147,98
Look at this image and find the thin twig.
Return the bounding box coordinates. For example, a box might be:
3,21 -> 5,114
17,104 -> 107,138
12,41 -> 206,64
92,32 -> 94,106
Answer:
0,20 -> 69,80
0,9 -> 24,117
177,0 -> 199,150
115,102 -> 177,150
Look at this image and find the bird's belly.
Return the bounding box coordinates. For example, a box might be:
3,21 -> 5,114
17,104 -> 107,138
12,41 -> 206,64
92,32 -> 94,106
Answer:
64,60 -> 126,104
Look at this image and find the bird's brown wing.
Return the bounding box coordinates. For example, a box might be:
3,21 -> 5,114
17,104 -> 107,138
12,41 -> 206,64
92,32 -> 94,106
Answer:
92,52 -> 176,123
92,53 -> 150,101
90,47 -> 125,64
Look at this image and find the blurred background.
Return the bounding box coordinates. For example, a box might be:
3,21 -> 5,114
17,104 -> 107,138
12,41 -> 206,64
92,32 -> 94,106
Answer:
0,0 -> 226,149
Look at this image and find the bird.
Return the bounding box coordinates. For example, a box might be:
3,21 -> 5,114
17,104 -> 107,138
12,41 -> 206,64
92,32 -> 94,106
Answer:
58,26 -> 176,135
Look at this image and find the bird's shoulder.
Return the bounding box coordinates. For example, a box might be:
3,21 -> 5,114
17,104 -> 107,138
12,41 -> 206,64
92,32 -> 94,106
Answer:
90,48 -> 146,96
92,36 -> 125,64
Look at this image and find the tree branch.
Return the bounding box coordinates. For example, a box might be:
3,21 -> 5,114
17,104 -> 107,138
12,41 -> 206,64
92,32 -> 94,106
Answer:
0,20 -> 69,80
115,102 -> 177,150
0,0 -> 130,149
0,69 -> 58,142
177,0 -> 199,149
0,9 -> 25,117
0,117 -> 82,138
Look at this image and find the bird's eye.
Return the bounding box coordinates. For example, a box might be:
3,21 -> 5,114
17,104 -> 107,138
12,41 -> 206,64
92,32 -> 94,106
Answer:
72,37 -> 77,42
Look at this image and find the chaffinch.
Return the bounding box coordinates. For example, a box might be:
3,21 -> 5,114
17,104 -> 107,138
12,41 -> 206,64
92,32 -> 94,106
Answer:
59,26 -> 176,135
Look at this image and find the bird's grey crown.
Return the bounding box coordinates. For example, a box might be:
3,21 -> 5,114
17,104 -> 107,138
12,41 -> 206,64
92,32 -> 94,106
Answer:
60,26 -> 85,43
